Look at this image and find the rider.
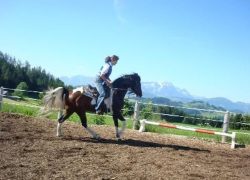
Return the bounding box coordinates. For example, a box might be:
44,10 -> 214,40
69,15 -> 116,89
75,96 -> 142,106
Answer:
95,55 -> 119,114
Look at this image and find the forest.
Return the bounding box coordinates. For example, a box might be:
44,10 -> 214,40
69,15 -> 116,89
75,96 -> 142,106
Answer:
0,51 -> 64,96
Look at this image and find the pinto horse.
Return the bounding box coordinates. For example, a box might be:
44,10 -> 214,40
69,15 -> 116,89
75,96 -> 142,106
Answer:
43,73 -> 142,139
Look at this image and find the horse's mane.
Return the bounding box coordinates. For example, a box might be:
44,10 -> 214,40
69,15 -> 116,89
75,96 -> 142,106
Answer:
112,73 -> 140,87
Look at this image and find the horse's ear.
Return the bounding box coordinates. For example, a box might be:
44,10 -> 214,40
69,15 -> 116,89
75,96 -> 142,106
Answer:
129,75 -> 135,82
132,73 -> 140,81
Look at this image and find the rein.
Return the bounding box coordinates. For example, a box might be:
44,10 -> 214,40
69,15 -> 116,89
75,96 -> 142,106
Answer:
111,87 -> 137,97
111,87 -> 128,91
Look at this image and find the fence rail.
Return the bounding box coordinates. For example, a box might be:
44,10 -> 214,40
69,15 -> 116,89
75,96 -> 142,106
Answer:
139,119 -> 236,149
133,100 -> 238,143
138,101 -> 228,114
2,87 -> 44,94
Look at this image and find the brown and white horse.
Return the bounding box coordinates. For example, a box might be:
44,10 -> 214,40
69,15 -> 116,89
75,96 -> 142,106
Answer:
43,73 -> 142,140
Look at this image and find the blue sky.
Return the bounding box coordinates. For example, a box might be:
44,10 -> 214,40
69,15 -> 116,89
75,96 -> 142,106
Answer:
1,0 -> 250,103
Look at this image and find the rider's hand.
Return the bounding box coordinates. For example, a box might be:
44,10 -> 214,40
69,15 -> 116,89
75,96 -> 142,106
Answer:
106,80 -> 112,87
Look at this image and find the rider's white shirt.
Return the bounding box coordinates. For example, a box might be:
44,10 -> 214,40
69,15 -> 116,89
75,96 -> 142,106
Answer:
100,62 -> 112,76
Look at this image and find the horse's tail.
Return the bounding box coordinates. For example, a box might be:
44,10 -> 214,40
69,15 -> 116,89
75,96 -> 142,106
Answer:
42,87 -> 69,113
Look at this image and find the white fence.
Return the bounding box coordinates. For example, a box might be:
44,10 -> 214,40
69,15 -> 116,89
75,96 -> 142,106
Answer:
0,87 -> 3,111
0,86 -> 43,110
139,119 -> 236,149
131,101 -> 250,146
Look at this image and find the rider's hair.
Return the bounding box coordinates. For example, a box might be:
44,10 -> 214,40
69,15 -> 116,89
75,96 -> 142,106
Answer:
105,55 -> 119,63
105,56 -> 111,63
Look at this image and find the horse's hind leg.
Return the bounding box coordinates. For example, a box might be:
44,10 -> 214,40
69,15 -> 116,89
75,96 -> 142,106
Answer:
57,110 -> 73,137
77,111 -> 100,139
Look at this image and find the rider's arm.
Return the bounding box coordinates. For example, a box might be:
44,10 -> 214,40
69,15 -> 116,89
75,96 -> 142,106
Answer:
100,74 -> 112,85
100,63 -> 112,85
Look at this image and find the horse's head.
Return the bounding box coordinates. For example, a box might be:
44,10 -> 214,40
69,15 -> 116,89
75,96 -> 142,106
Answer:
129,73 -> 142,97
113,73 -> 142,97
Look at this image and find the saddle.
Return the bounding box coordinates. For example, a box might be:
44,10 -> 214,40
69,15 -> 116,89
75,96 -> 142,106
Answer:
72,85 -> 112,109
72,85 -> 98,97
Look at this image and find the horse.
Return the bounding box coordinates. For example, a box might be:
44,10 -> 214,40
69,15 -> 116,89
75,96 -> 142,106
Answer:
42,73 -> 142,140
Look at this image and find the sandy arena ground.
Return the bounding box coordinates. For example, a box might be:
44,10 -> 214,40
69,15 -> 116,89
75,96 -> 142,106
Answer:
0,112 -> 250,180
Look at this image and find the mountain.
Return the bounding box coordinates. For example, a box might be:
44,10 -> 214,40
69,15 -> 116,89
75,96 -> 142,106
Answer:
142,82 -> 193,102
205,97 -> 250,113
60,75 -> 250,113
142,82 -> 250,113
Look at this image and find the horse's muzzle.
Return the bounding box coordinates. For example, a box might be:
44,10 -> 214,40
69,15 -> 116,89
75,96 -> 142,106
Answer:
136,93 -> 142,98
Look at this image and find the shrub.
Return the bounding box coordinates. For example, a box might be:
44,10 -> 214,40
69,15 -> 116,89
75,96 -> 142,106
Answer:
93,115 -> 106,125
12,82 -> 28,98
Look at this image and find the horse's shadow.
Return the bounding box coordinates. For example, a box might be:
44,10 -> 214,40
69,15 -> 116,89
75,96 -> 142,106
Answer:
62,136 -> 210,153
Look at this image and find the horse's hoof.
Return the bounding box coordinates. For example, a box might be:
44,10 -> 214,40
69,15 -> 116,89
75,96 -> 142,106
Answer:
116,134 -> 122,141
96,110 -> 103,115
116,138 -> 122,142
93,134 -> 101,140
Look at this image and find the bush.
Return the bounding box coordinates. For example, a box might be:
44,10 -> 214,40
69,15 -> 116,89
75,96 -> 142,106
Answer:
12,82 -> 28,98
93,115 -> 106,125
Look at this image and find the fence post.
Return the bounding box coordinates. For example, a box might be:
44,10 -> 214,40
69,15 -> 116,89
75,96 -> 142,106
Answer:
222,111 -> 230,143
133,100 -> 140,130
0,87 -> 3,111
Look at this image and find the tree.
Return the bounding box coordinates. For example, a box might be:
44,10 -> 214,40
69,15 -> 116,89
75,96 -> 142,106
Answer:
140,102 -> 153,119
13,82 -> 28,98
122,99 -> 134,116
0,50 -> 65,94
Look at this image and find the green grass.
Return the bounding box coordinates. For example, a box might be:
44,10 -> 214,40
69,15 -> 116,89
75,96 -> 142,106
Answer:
2,101 -> 40,116
1,99 -> 250,145
1,100 -> 133,128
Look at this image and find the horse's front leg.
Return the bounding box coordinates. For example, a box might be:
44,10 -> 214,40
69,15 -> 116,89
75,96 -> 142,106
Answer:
77,111 -> 100,139
113,112 -> 126,140
57,110 -> 73,137
113,117 -> 120,139
118,120 -> 126,139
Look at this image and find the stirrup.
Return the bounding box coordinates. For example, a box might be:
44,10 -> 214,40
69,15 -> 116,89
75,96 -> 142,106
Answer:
96,110 -> 102,115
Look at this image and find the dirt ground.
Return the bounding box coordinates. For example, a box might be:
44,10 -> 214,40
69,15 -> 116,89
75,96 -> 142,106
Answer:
0,112 -> 250,180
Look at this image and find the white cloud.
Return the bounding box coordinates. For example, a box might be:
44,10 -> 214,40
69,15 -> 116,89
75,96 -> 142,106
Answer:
113,0 -> 127,24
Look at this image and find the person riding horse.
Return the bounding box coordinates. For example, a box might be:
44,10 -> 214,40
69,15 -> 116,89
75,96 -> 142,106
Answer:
95,55 -> 119,114
43,73 -> 142,140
